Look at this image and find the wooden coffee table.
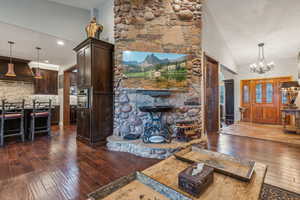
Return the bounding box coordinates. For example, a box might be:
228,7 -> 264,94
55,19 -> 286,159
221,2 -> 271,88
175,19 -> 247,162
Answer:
143,155 -> 267,200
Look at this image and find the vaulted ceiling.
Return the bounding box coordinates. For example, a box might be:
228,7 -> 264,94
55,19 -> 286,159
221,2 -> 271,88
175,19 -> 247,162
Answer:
206,0 -> 300,67
0,22 -> 77,67
1,0 -> 299,69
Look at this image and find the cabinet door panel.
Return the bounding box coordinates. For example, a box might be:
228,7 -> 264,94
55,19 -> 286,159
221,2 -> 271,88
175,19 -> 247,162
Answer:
92,46 -> 113,92
91,94 -> 113,143
84,46 -> 91,86
34,69 -> 58,94
51,106 -> 60,125
77,50 -> 85,87
77,109 -> 91,140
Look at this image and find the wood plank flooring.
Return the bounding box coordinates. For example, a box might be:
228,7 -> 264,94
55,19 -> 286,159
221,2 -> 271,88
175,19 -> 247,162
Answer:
208,132 -> 300,195
0,125 -> 299,200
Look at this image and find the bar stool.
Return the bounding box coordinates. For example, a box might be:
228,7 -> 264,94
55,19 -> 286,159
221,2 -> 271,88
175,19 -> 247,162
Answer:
0,100 -> 25,147
29,100 -> 52,141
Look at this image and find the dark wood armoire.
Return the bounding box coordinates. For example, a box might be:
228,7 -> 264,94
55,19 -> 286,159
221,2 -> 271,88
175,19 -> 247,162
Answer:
74,37 -> 114,146
224,79 -> 235,125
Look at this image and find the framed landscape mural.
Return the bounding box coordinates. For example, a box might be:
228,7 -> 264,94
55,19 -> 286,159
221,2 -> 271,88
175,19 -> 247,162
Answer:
122,51 -> 188,90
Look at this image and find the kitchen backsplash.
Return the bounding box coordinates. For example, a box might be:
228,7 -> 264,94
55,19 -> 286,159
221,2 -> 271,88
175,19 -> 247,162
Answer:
0,80 -> 59,105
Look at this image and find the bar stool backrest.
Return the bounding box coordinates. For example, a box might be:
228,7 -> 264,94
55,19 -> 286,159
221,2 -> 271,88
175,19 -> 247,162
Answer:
1,100 -> 25,119
32,99 -> 52,115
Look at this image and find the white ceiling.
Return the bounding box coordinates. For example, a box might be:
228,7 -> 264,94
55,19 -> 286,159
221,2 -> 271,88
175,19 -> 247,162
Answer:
45,0 -> 107,10
0,22 -> 77,67
206,0 -> 300,67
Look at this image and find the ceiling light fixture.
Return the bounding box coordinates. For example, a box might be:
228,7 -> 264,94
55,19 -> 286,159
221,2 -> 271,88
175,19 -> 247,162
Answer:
250,43 -> 275,74
44,60 -> 49,63
5,41 -> 16,77
57,40 -> 65,46
34,47 -> 43,79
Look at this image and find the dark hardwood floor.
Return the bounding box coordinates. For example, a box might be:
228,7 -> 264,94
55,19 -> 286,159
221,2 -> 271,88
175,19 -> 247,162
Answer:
0,126 -> 159,200
0,126 -> 299,200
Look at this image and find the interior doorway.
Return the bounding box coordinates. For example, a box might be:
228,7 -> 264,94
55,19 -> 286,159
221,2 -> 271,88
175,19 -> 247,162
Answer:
204,54 -> 219,133
63,65 -> 78,126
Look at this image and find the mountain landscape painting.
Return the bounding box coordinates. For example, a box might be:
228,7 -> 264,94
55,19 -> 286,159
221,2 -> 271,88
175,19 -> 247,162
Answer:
122,51 -> 188,90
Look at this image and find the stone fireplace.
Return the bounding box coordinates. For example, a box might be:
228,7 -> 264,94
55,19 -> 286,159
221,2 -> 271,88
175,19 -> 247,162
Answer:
107,0 -> 205,158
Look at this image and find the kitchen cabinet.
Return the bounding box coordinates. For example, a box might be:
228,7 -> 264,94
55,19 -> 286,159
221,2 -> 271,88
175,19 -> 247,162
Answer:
74,37 -> 114,146
0,56 -> 34,82
51,106 -> 60,125
76,108 -> 91,141
70,105 -> 77,124
34,69 -> 58,95
77,47 -> 91,88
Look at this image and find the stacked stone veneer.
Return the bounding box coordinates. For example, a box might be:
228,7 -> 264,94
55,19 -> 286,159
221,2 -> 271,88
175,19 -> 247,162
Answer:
0,80 -> 59,105
110,0 -> 204,157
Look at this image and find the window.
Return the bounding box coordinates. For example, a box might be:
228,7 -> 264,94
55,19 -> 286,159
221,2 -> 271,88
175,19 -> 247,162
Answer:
256,84 -> 262,103
243,85 -> 249,103
266,83 -> 273,103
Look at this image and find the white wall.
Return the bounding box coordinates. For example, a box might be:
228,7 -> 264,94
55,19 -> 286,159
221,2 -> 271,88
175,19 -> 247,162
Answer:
235,57 -> 298,120
202,3 -> 237,72
238,57 -> 298,80
0,0 -> 90,42
98,0 -> 115,44
203,2 -> 240,123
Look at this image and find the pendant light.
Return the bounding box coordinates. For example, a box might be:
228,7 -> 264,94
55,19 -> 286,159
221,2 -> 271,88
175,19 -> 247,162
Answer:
34,47 -> 43,79
5,41 -> 16,77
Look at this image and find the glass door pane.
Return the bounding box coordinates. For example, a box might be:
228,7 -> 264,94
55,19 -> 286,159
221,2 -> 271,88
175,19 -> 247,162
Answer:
256,84 -> 262,103
266,83 -> 273,103
243,85 -> 250,103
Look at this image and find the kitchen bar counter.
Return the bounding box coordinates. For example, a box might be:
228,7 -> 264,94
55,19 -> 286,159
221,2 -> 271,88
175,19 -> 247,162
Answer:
2,106 -> 60,139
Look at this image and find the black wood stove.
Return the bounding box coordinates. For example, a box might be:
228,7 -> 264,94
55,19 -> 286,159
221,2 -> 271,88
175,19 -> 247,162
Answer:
139,105 -> 173,143
136,90 -> 174,144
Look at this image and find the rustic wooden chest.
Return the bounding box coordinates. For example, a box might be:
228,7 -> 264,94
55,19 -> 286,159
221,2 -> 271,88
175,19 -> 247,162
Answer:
178,164 -> 214,197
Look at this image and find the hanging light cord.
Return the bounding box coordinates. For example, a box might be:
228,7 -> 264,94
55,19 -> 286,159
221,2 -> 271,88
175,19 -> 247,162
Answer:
36,47 -> 41,70
258,43 -> 265,62
9,41 -> 13,64
37,48 -> 40,69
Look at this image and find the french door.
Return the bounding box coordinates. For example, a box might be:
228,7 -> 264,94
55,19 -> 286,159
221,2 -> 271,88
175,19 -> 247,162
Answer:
241,77 -> 291,124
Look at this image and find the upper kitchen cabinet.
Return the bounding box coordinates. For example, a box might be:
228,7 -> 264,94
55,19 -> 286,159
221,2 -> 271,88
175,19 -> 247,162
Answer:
34,69 -> 58,95
0,56 -> 34,82
74,38 -> 114,92
76,45 -> 91,88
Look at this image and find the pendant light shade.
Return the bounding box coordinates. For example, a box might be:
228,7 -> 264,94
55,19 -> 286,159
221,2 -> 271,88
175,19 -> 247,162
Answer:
34,47 -> 43,79
5,41 -> 16,77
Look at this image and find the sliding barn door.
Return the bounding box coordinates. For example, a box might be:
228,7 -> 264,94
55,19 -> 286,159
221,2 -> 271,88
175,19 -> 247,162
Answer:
241,77 -> 291,124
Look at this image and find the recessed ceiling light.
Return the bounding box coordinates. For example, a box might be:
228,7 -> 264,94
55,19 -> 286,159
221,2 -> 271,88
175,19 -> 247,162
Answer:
57,40 -> 65,46
45,60 -> 49,63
